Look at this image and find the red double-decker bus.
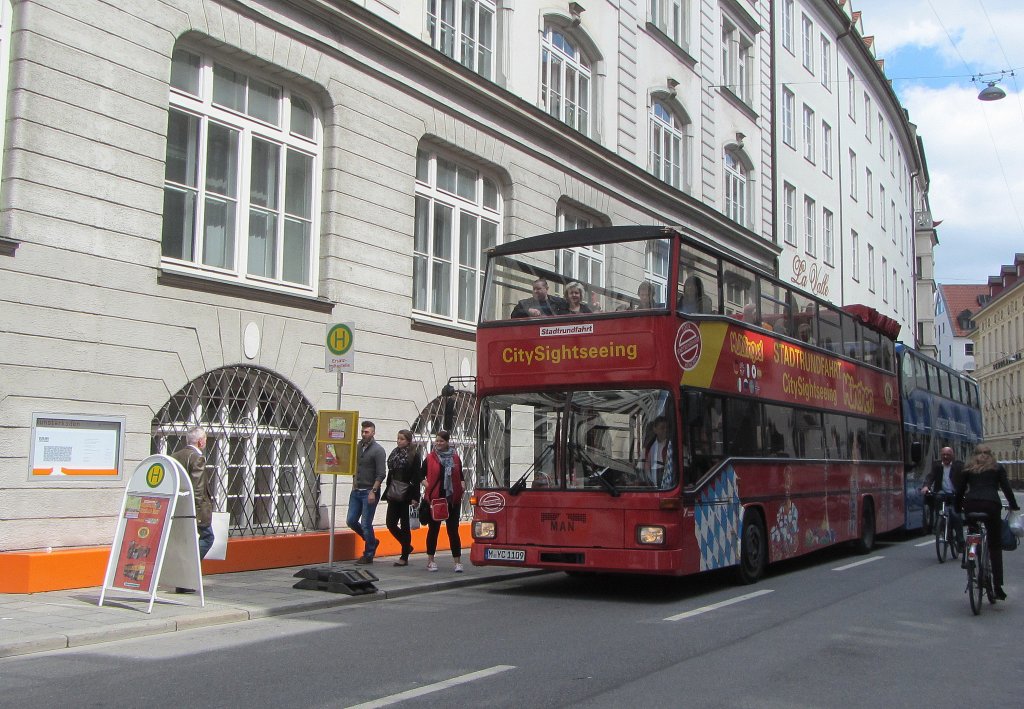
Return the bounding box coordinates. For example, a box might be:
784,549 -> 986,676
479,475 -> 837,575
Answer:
469,226 -> 903,582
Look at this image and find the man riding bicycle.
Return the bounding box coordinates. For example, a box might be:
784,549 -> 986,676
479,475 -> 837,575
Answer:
920,447 -> 964,546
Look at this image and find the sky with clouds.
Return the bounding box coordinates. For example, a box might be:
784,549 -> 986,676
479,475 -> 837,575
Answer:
852,0 -> 1024,285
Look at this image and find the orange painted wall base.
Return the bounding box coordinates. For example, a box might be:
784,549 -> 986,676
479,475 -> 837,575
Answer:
0,524 -> 473,594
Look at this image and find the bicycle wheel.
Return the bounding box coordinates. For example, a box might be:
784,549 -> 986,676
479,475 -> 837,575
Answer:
935,516 -> 946,563
983,545 -> 997,604
967,552 -> 983,615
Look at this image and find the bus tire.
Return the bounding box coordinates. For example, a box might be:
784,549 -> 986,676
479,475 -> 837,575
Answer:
736,509 -> 767,584
855,499 -> 875,554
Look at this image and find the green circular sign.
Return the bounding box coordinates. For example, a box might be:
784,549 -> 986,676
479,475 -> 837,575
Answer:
327,324 -> 354,356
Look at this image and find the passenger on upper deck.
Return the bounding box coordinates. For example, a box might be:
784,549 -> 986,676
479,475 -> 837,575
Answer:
510,278 -> 569,318
563,281 -> 593,315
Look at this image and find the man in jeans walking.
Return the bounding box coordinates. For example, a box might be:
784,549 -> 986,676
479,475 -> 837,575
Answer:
348,420 -> 386,564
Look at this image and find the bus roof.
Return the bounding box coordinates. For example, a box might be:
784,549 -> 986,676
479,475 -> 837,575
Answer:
489,225 -> 673,256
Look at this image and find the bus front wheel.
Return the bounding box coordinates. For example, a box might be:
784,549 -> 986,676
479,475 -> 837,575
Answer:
854,500 -> 876,554
736,509 -> 767,584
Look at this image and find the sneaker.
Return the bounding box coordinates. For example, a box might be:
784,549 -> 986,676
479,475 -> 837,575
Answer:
393,559 -> 408,567
426,561 -> 438,572
354,556 -> 373,565
996,587 -> 1007,601
454,562 -> 464,573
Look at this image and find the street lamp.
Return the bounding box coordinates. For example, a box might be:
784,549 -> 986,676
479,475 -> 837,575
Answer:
972,70 -> 1015,102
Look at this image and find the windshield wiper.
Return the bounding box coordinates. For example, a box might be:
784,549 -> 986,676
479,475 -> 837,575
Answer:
510,443 -> 554,496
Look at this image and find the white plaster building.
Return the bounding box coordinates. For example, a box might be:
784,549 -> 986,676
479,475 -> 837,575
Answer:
1,0 -> 781,561
935,284 -> 988,373
773,1 -> 921,341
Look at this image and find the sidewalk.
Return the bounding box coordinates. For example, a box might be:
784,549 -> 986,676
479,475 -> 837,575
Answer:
0,554 -> 546,659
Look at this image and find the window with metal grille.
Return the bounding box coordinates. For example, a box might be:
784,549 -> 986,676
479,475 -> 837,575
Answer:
151,365 -> 319,537
412,380 -> 478,520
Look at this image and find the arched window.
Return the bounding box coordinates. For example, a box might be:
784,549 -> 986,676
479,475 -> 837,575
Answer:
650,100 -> 686,189
540,27 -> 591,135
412,384 -> 478,520
724,149 -> 749,226
151,366 -> 319,536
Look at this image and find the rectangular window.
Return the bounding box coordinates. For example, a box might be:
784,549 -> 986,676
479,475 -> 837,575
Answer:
414,149 -> 500,325
851,230 -> 860,281
880,185 -> 887,231
782,88 -> 795,147
783,183 -> 796,245
865,169 -> 873,214
882,256 -> 889,302
803,195 -> 816,256
821,121 -> 832,176
427,0 -> 495,79
650,0 -> 688,48
864,94 -> 872,140
820,35 -> 831,89
849,150 -> 858,199
722,16 -> 754,104
802,104 -> 815,162
801,14 -> 814,72
878,116 -> 886,156
868,244 -> 875,292
782,0 -> 794,52
847,70 -> 856,120
162,49 -> 320,291
823,208 -> 834,264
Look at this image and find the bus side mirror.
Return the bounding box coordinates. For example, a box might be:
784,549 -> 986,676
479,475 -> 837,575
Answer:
910,441 -> 922,464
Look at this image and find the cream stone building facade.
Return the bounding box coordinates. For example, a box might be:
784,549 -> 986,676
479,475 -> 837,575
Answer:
971,255 -> 1024,482
1,0 -> 785,560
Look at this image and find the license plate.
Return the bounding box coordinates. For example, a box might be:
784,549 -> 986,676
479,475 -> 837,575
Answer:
484,548 -> 526,562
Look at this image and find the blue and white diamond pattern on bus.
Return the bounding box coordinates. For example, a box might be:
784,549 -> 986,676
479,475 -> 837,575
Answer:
695,464 -> 742,571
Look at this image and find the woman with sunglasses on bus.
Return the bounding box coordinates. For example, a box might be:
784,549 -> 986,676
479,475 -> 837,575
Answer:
956,445 -> 1019,600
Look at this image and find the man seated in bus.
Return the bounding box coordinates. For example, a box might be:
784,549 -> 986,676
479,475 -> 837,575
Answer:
641,416 -> 674,487
511,278 -> 569,318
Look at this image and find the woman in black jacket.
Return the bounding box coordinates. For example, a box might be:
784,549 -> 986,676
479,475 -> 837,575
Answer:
383,429 -> 422,566
956,445 -> 1020,600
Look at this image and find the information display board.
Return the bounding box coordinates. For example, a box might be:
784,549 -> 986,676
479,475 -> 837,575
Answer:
28,413 -> 126,481
315,410 -> 360,475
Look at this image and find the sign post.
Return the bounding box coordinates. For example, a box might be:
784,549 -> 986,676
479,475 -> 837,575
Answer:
316,409 -> 360,567
98,455 -> 204,613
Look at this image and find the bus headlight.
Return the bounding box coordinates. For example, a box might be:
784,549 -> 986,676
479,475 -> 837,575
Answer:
474,521 -> 497,539
637,525 -> 665,545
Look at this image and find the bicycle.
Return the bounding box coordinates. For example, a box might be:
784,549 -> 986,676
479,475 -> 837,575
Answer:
963,511 -> 997,615
933,492 -> 961,563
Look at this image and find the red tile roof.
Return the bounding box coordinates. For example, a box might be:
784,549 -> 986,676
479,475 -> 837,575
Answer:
939,284 -> 989,336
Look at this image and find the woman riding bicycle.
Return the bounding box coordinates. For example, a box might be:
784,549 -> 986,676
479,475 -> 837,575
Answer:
956,445 -> 1020,601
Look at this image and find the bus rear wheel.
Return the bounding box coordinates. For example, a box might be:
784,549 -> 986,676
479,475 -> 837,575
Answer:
736,510 -> 767,584
854,500 -> 875,554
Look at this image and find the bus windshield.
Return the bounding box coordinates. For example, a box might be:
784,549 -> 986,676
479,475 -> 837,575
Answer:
479,388 -> 675,492
481,237 -> 673,322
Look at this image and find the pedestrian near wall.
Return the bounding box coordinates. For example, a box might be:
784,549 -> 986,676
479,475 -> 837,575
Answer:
384,429 -> 422,566
348,420 -> 387,564
171,426 -> 213,594
422,430 -> 465,572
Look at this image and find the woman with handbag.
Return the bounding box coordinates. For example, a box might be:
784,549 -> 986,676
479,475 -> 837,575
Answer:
421,430 -> 464,572
955,444 -> 1020,600
384,429 -> 422,567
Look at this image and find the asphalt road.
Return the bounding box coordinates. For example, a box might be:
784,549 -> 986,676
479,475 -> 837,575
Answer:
2,534 -> 1021,708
